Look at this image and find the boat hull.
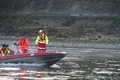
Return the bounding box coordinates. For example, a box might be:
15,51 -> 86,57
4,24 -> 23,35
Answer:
0,52 -> 67,66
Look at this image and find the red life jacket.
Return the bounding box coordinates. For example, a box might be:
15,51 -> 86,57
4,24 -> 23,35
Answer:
39,33 -> 46,41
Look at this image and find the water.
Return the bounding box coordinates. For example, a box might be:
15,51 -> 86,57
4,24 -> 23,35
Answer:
0,47 -> 120,80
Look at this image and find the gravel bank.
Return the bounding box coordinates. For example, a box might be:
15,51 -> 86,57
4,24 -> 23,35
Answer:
48,42 -> 120,50
0,40 -> 120,50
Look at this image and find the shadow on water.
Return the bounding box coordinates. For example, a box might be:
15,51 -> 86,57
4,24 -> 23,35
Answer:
0,48 -> 120,80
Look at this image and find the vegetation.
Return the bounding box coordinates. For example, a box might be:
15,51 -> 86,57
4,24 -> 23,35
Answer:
74,0 -> 120,3
0,0 -> 119,43
0,15 -> 120,37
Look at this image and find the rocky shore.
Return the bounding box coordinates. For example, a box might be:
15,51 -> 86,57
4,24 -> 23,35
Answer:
48,42 -> 120,50
0,40 -> 120,50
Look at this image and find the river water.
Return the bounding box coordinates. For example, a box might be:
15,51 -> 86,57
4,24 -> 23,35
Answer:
0,47 -> 120,80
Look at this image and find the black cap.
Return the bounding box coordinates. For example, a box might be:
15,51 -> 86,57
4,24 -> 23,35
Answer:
6,44 -> 9,47
2,44 -> 6,47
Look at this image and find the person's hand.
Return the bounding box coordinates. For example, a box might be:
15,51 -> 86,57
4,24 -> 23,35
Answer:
14,43 -> 17,45
36,44 -> 38,47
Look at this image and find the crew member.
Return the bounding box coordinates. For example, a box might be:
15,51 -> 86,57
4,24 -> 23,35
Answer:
17,35 -> 29,53
5,44 -> 11,55
35,30 -> 49,52
0,44 -> 10,56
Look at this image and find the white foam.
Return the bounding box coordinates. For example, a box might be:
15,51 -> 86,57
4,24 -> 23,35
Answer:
0,63 -> 46,67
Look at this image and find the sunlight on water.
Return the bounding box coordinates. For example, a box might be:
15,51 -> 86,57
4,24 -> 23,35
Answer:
0,67 -> 20,71
0,66 -> 49,80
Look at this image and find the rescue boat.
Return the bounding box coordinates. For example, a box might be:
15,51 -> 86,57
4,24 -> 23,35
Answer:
0,51 -> 67,66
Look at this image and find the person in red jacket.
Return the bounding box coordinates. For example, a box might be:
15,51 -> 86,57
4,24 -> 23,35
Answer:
17,35 -> 29,53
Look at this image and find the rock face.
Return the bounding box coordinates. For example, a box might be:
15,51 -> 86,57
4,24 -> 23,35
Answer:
0,0 -> 120,38
0,0 -> 120,16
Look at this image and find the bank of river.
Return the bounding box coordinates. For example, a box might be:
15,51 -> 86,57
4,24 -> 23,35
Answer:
0,40 -> 120,50
48,42 -> 120,50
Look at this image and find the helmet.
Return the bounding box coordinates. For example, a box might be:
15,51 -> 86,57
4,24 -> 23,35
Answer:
38,30 -> 43,33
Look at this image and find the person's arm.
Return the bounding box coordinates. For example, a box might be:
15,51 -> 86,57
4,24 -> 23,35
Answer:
35,36 -> 40,45
45,35 -> 49,45
17,39 -> 22,46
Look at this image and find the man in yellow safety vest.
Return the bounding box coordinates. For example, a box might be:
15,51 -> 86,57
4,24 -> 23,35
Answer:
35,30 -> 49,52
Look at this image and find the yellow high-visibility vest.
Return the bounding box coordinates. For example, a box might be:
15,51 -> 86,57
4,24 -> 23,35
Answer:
35,33 -> 49,45
1,48 -> 10,56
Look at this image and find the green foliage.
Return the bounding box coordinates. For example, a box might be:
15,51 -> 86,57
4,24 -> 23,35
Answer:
0,15 -> 39,27
0,14 -> 120,37
108,17 -> 120,36
74,0 -> 120,4
62,17 -> 76,26
47,27 -> 58,37
111,17 -> 120,27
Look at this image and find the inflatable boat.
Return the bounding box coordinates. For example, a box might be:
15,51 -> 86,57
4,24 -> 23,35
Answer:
0,51 -> 67,66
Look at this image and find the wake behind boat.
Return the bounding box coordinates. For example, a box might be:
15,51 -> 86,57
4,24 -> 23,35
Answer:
0,50 -> 67,66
